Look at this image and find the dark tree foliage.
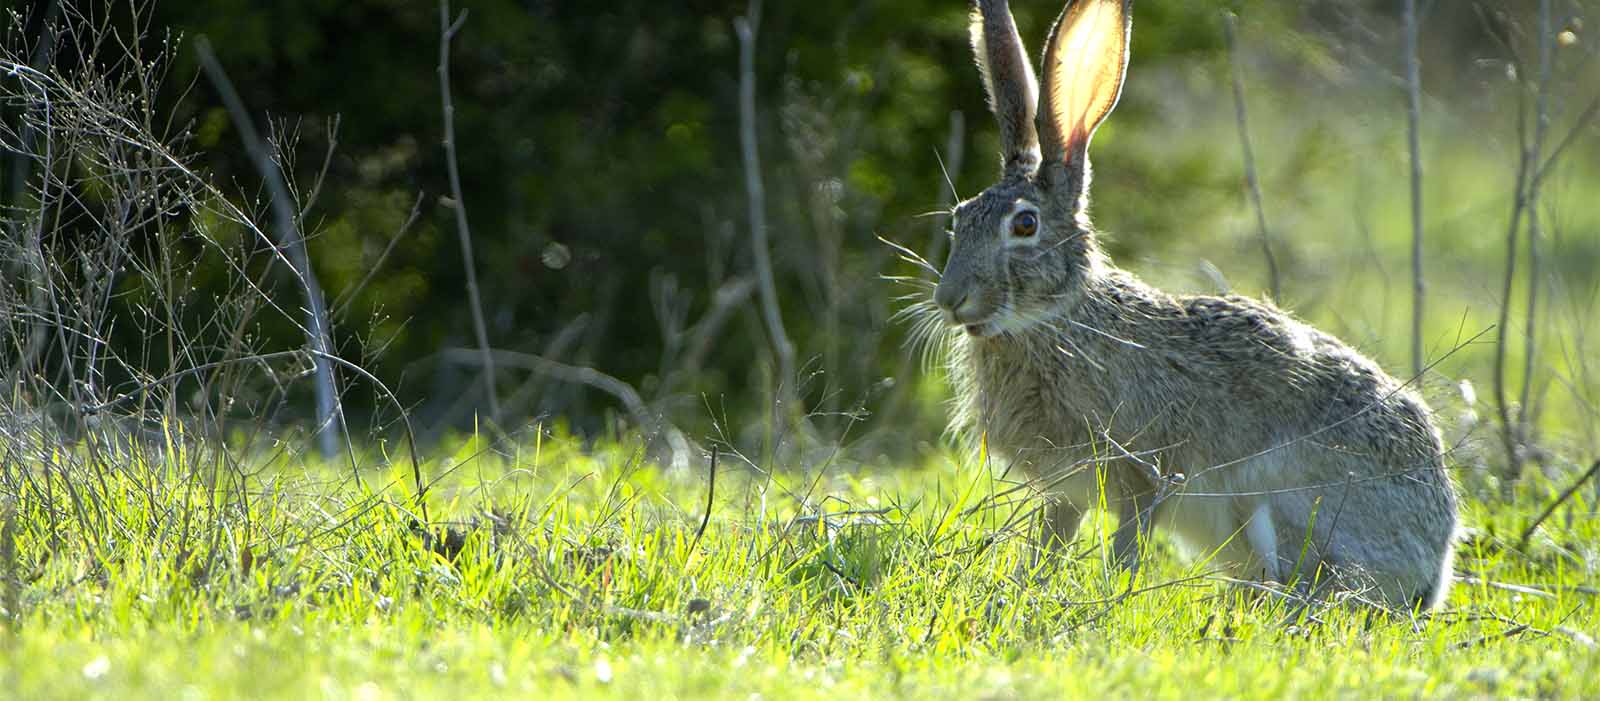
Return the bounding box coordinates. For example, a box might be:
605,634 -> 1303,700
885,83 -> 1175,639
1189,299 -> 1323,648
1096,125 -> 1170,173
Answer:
4,0 -> 1548,445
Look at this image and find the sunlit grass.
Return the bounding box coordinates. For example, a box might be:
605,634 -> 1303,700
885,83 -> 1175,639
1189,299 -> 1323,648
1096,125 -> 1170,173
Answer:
4,26 -> 1597,700
2,428 -> 1596,700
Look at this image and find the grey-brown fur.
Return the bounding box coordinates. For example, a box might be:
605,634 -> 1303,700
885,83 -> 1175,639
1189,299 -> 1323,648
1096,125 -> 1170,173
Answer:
928,0 -> 1458,609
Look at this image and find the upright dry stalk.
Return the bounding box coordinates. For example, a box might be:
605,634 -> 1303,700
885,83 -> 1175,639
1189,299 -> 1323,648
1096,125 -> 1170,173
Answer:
3,4 -> 58,391
1492,90 -> 1530,494
734,0 -> 797,411
1403,0 -> 1425,379
1,505 -> 16,630
1221,12 -> 1280,302
195,38 -> 342,459
439,1 -> 500,420
1492,0 -> 1558,495
1516,0 -> 1556,481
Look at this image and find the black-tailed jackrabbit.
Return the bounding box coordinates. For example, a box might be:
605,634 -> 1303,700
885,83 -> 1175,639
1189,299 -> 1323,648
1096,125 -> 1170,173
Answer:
929,0 -> 1458,609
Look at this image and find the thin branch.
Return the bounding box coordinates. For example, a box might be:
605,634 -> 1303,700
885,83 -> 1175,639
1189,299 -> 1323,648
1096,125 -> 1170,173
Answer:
1491,19 -> 1532,496
681,276 -> 757,377
687,446 -> 718,562
438,0 -> 500,420
1221,12 -> 1280,302
1451,623 -> 1531,650
1514,0 -> 1556,489
1456,575 -> 1557,599
194,37 -> 343,460
296,114 -> 341,222
734,0 -> 797,414
1516,459 -> 1600,551
1531,93 -> 1600,189
1403,0 -> 1425,378
331,191 -> 425,318
439,347 -> 690,471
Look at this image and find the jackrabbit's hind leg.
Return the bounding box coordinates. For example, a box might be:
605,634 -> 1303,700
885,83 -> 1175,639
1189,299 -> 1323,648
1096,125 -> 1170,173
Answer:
1244,502 -> 1283,583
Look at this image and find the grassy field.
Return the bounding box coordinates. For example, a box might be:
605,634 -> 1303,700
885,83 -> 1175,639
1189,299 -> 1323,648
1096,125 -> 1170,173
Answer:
3,429 -> 1597,700
4,8 -> 1598,700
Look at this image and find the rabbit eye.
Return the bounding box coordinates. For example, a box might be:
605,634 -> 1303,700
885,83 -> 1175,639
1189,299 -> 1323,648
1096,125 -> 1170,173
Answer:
1011,211 -> 1038,238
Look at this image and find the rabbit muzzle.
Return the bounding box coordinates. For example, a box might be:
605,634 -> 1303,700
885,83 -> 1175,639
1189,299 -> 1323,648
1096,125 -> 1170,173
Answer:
934,280 -> 1001,337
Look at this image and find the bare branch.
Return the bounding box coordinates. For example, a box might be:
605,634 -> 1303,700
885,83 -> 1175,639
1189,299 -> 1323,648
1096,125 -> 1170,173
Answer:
1531,93 -> 1600,190
439,348 -> 690,471
331,192 -> 426,318
681,276 -> 757,378
1403,0 -> 1425,379
686,446 -> 718,562
438,0 -> 500,420
1517,459 -> 1600,551
1221,12 -> 1280,302
734,0 -> 797,417
1513,0 -> 1557,490
1491,14 -> 1533,495
194,37 -> 343,460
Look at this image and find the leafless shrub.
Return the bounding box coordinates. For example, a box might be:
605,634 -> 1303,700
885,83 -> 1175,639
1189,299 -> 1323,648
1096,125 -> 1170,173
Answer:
0,4 -> 425,562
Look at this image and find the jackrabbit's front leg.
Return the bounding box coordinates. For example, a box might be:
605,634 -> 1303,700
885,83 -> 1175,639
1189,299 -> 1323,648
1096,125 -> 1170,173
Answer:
1112,490 -> 1155,574
1040,498 -> 1083,553
1018,499 -> 1084,582
1011,499 -> 1083,584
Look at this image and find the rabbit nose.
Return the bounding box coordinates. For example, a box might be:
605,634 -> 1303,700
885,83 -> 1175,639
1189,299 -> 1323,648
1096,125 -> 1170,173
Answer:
934,284 -> 967,314
935,286 -> 981,322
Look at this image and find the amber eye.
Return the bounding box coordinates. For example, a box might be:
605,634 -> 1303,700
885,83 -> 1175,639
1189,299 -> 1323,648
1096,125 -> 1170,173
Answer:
1011,211 -> 1038,238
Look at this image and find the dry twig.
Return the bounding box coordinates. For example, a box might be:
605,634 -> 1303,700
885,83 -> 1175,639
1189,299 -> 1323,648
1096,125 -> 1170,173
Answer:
734,0 -> 798,420
1221,11 -> 1280,301
1402,0 -> 1425,378
439,0 -> 500,420
1516,459 -> 1600,551
194,37 -> 344,460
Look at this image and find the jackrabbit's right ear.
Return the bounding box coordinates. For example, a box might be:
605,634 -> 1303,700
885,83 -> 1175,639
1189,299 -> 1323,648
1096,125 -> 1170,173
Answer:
1035,0 -> 1132,203
971,0 -> 1040,176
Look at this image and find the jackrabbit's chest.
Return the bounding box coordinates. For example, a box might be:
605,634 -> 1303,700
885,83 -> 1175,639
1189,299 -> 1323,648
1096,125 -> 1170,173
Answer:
963,343 -> 1111,463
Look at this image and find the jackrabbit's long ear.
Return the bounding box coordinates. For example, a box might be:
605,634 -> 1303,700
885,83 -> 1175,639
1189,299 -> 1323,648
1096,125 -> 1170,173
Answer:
970,0 -> 1040,175
1036,0 -> 1131,201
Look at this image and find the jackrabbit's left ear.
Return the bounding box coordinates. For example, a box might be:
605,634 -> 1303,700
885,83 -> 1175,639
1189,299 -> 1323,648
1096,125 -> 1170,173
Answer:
970,0 -> 1041,176
1036,0 -> 1132,200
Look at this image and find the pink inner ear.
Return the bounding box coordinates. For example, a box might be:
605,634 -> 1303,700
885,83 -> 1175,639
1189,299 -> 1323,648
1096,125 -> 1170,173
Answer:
1041,0 -> 1130,161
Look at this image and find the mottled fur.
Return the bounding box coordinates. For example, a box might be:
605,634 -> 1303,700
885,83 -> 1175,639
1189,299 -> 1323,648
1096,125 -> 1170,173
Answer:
931,0 -> 1458,609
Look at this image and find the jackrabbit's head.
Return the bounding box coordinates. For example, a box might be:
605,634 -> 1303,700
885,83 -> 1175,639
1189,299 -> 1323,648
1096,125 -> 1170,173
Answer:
935,0 -> 1132,337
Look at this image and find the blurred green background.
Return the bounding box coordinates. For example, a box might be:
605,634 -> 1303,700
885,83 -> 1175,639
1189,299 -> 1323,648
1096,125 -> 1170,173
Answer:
5,0 -> 1596,472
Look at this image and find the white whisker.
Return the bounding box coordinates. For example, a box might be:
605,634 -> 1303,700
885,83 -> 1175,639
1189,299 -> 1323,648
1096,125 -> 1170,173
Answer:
1057,341 -> 1105,372
1066,318 -> 1148,349
933,146 -> 960,202
882,276 -> 938,291
1022,231 -> 1087,260
876,234 -> 942,277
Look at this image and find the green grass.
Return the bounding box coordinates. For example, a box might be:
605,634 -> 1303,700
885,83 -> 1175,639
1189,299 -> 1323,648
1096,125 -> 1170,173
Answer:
4,30 -> 1598,701
3,429 -> 1597,700
5,71 -> 1597,701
